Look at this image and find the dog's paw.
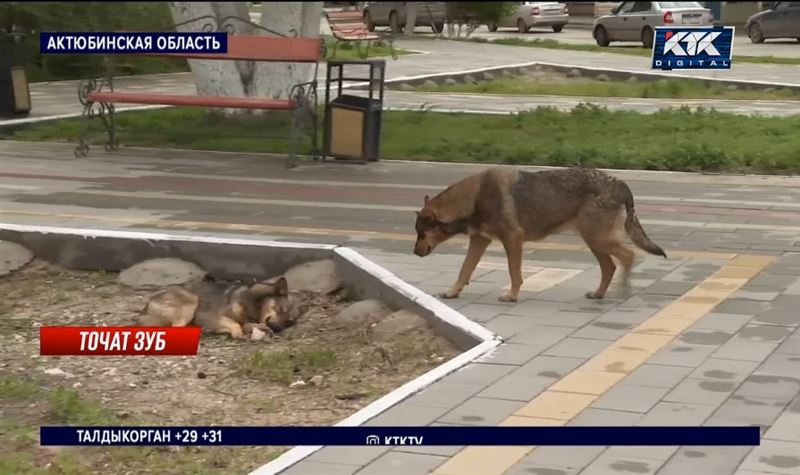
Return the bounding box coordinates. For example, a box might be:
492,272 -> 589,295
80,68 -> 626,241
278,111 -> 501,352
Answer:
498,293 -> 517,303
585,291 -> 604,300
437,291 -> 459,299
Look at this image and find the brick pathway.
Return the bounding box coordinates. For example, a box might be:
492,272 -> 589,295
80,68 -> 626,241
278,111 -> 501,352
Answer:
1,141 -> 798,475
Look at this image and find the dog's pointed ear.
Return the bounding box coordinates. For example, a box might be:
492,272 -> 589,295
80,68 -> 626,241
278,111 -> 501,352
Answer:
424,195 -> 430,206
275,277 -> 289,296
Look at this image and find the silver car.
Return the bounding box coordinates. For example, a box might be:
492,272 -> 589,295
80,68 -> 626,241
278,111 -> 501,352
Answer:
744,2 -> 800,43
593,1 -> 714,48
488,2 -> 570,33
362,2 -> 448,33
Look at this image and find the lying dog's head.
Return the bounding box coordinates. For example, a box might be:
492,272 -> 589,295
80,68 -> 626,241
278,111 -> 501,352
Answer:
249,277 -> 307,333
414,195 -> 466,257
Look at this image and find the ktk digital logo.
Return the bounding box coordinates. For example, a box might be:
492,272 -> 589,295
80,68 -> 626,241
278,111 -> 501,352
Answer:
651,26 -> 734,71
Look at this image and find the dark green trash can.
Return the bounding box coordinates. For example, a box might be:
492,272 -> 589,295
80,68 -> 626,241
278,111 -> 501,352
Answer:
0,32 -> 32,118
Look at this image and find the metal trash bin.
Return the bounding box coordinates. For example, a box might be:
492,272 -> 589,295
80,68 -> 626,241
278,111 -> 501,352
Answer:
0,33 -> 32,118
323,59 -> 385,162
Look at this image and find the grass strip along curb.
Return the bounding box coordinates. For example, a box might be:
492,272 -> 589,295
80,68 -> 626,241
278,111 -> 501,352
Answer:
3,104 -> 799,174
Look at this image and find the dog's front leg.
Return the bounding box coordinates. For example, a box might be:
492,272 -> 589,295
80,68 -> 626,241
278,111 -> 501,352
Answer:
439,235 -> 491,299
499,231 -> 524,302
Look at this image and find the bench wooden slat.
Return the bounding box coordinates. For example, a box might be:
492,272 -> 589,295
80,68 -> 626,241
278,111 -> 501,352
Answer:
87,91 -> 295,110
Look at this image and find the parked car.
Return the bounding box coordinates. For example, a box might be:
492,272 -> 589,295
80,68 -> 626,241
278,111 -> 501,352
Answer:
592,1 -> 714,48
362,2 -> 447,33
744,1 -> 800,43
488,2 -> 570,33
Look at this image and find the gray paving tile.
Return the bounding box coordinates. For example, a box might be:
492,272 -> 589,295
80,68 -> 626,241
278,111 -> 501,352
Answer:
757,353 -> 800,378
508,325 -> 574,346
622,364 -> 694,389
570,321 -> 633,341
644,280 -> 696,296
513,355 -> 586,380
591,384 -> 672,413
393,444 -> 464,457
580,454 -> 665,475
541,337 -> 611,359
764,405 -> 800,443
436,362 -> 517,388
355,451 -> 447,475
748,273 -> 800,290
737,439 -> 800,475
456,302 -> 509,323
648,343 -> 718,367
664,378 -> 739,407
364,403 -> 451,427
693,313 -> 756,333
477,372 -> 552,402
602,446 -> 678,462
306,446 -> 389,466
438,396 -> 526,426
753,305 -> 800,328
658,447 -> 752,475
735,374 -> 800,403
712,299 -> 772,316
714,339 -> 779,362
520,446 -> 605,470
706,395 -> 788,428
486,314 -> 540,338
476,343 -> 546,366
689,358 -> 760,383
731,287 -> 781,302
505,462 -> 580,475
568,408 -> 642,427
637,402 -> 716,426
281,461 -> 361,475
737,323 -> 795,343
676,328 -> 734,346
776,334 -> 800,355
403,382 -> 486,410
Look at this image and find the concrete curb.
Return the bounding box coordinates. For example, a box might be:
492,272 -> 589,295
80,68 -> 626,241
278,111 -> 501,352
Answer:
356,60 -> 800,93
0,223 -> 501,475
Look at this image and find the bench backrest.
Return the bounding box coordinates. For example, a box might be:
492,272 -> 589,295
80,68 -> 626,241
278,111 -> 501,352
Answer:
325,10 -> 368,31
152,35 -> 323,63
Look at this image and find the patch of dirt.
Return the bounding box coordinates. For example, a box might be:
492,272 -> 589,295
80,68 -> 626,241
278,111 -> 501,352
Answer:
0,260 -> 460,474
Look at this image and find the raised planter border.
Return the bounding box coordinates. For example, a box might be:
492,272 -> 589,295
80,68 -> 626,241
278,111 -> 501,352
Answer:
0,223 -> 501,475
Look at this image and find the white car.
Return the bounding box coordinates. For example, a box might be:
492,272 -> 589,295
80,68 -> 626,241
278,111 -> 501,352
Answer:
593,1 -> 714,48
488,2 -> 570,33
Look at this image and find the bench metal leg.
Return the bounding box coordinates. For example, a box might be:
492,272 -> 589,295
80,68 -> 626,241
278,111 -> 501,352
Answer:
286,80 -> 319,169
76,77 -> 119,158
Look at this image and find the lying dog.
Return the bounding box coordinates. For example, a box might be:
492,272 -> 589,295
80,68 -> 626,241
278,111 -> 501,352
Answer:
413,167 -> 666,302
138,277 -> 306,339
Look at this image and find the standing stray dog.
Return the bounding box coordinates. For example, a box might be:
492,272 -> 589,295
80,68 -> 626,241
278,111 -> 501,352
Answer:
413,167 -> 666,302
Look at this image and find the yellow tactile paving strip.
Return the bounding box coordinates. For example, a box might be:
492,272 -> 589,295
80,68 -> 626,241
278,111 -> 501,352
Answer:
431,254 -> 775,475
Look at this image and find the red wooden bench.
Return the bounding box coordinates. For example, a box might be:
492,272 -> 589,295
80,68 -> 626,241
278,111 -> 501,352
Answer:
76,33 -> 324,168
324,8 -> 397,60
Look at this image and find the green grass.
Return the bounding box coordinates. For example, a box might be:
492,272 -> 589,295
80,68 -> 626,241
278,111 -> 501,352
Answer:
4,104 -> 800,173
408,76 -> 800,100
237,346 -> 338,384
465,37 -> 800,66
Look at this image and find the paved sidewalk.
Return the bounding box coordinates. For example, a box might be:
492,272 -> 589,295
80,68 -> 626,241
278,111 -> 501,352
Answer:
1,141 -> 798,475
5,38 -> 799,124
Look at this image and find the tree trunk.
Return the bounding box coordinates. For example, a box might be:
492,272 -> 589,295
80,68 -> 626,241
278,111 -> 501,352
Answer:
168,1 -> 323,115
254,1 -> 322,99
404,3 -> 417,36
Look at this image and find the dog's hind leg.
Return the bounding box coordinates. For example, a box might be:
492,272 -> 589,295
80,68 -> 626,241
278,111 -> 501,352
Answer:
499,230 -> 525,302
607,242 -> 635,298
586,248 -> 616,299
440,234 -> 491,299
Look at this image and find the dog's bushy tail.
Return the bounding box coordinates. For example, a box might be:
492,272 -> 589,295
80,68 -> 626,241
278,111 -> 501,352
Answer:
618,182 -> 667,258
